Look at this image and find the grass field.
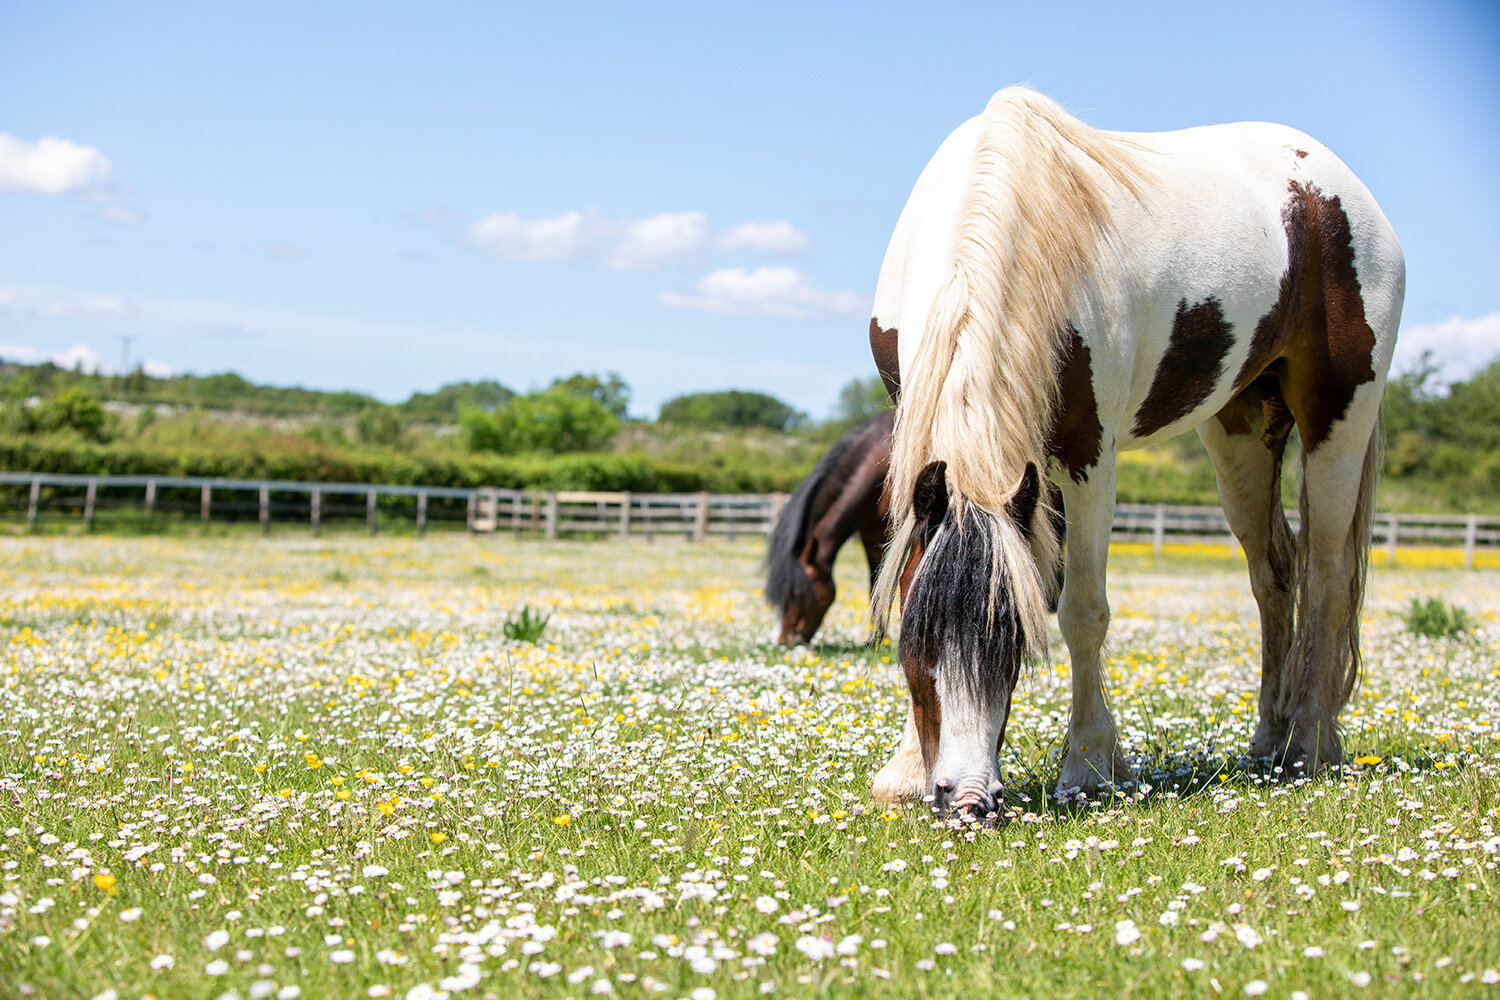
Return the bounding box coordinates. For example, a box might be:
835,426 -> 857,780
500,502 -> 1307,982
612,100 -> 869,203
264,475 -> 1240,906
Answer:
1,535 -> 1496,999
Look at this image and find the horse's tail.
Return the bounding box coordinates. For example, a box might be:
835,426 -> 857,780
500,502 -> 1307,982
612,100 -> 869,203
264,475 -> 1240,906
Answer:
764,413 -> 883,608
872,87 -> 1148,649
1283,411 -> 1384,718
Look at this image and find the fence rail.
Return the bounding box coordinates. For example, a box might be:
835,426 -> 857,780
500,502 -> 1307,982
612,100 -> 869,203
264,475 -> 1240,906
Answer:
2,472 -> 1496,566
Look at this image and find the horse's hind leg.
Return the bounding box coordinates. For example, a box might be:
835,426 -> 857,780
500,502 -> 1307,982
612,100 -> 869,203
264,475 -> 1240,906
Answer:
1278,384 -> 1384,773
1199,387 -> 1297,757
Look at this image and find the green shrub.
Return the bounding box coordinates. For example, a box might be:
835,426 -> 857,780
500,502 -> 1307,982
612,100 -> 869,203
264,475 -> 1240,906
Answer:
1402,597 -> 1475,639
462,388 -> 619,454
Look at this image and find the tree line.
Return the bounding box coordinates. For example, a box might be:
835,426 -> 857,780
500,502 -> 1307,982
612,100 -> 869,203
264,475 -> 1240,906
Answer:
3,353 -> 1497,512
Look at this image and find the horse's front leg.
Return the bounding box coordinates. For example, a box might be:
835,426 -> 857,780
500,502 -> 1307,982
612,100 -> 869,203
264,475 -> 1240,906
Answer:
870,678 -> 938,805
1056,469 -> 1132,796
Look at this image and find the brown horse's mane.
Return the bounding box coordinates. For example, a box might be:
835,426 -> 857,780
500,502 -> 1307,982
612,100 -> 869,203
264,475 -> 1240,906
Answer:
764,410 -> 894,610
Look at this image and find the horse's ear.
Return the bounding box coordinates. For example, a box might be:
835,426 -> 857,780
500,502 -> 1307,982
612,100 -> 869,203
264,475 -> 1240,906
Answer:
912,461 -> 949,525
1005,462 -> 1041,535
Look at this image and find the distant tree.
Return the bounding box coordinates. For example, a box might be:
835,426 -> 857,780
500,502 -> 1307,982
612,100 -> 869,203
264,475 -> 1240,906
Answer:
1433,358 -> 1500,451
550,372 -> 631,418
37,385 -> 110,441
461,386 -> 620,454
657,390 -> 806,431
1383,352 -> 1441,476
355,407 -> 404,447
401,380 -> 515,420
831,375 -> 893,427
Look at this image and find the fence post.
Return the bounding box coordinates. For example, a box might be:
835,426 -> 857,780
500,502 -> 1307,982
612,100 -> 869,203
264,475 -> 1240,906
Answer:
259,485 -> 270,535
366,490 -> 378,536
144,480 -> 156,517
1384,513 -> 1398,566
512,492 -> 523,536
416,490 -> 428,537
693,492 -> 710,543
1152,503 -> 1166,559
619,491 -> 632,540
201,484 -> 212,525
26,476 -> 40,532
311,488 -> 322,537
1463,514 -> 1479,570
544,492 -> 559,540
84,480 -> 96,531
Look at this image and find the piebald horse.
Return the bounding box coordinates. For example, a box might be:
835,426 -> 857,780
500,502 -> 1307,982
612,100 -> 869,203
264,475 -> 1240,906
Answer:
765,410 -> 894,645
868,87 -> 1404,818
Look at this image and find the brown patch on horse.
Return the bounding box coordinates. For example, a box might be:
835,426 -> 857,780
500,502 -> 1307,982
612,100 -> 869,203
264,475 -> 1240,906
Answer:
1132,297 -> 1234,438
1294,149 -> 1308,159
1232,181 -> 1376,452
869,318 -> 901,402
1046,325 -> 1103,483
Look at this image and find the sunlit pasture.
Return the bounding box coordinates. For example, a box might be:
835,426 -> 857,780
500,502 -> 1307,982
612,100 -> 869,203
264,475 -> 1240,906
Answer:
1,535 -> 1496,999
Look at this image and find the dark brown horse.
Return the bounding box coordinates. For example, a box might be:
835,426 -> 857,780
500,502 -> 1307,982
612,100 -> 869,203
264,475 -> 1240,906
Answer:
765,410 -> 894,645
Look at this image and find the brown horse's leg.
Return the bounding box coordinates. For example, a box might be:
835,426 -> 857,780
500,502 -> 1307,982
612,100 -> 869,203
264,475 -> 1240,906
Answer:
1200,387 -> 1296,758
870,530 -> 938,805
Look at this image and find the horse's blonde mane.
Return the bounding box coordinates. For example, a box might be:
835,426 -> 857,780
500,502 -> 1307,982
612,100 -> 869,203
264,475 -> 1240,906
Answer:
873,87 -> 1151,636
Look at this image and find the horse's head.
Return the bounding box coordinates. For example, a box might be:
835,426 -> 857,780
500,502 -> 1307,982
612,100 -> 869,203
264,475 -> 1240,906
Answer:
899,460 -> 1049,822
775,540 -> 837,645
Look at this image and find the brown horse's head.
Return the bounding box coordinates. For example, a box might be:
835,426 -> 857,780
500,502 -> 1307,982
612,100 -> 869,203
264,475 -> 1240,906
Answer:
774,539 -> 837,645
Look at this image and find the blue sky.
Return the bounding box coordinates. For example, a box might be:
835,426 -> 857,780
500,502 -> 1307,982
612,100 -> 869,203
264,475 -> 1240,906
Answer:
2,1 -> 1497,418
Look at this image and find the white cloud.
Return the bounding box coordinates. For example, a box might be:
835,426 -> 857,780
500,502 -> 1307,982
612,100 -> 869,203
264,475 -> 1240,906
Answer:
659,266 -> 867,320
470,210 -> 593,262
0,134 -> 111,195
0,287 -> 17,314
468,208 -> 709,269
716,220 -> 812,253
32,296 -> 137,321
603,212 -> 707,270
0,341 -> 175,377
1394,312 -> 1500,384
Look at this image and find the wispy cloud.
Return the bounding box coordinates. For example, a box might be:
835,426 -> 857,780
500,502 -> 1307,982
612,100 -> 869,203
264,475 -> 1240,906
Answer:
0,134 -> 111,195
1394,312 -> 1500,384
179,321 -> 266,340
97,204 -> 146,227
0,287 -> 17,314
32,296 -> 137,321
659,266 -> 866,321
263,241 -> 310,262
716,220 -> 811,253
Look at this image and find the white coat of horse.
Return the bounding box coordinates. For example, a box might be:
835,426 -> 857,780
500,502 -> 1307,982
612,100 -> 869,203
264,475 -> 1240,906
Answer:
867,87 -> 1404,817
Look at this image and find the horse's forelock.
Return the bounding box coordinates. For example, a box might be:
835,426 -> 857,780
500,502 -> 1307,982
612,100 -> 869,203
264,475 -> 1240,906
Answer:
900,503 -> 1048,710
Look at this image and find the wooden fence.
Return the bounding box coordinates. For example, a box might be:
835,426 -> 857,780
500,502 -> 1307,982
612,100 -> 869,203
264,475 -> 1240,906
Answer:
2,472 -> 1497,566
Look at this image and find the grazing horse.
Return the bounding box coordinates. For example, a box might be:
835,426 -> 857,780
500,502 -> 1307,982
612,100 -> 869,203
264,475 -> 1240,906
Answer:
765,410 -> 894,645
868,87 -> 1404,817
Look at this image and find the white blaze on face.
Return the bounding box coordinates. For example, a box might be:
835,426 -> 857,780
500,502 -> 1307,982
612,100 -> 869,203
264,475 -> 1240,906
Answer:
931,662 -> 1007,810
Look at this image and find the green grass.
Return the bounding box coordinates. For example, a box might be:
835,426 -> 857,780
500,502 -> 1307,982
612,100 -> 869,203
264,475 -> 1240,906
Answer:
0,536 -> 1495,998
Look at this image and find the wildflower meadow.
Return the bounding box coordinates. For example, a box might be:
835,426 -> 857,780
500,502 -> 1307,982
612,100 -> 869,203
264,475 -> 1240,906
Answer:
1,534 -> 1496,999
